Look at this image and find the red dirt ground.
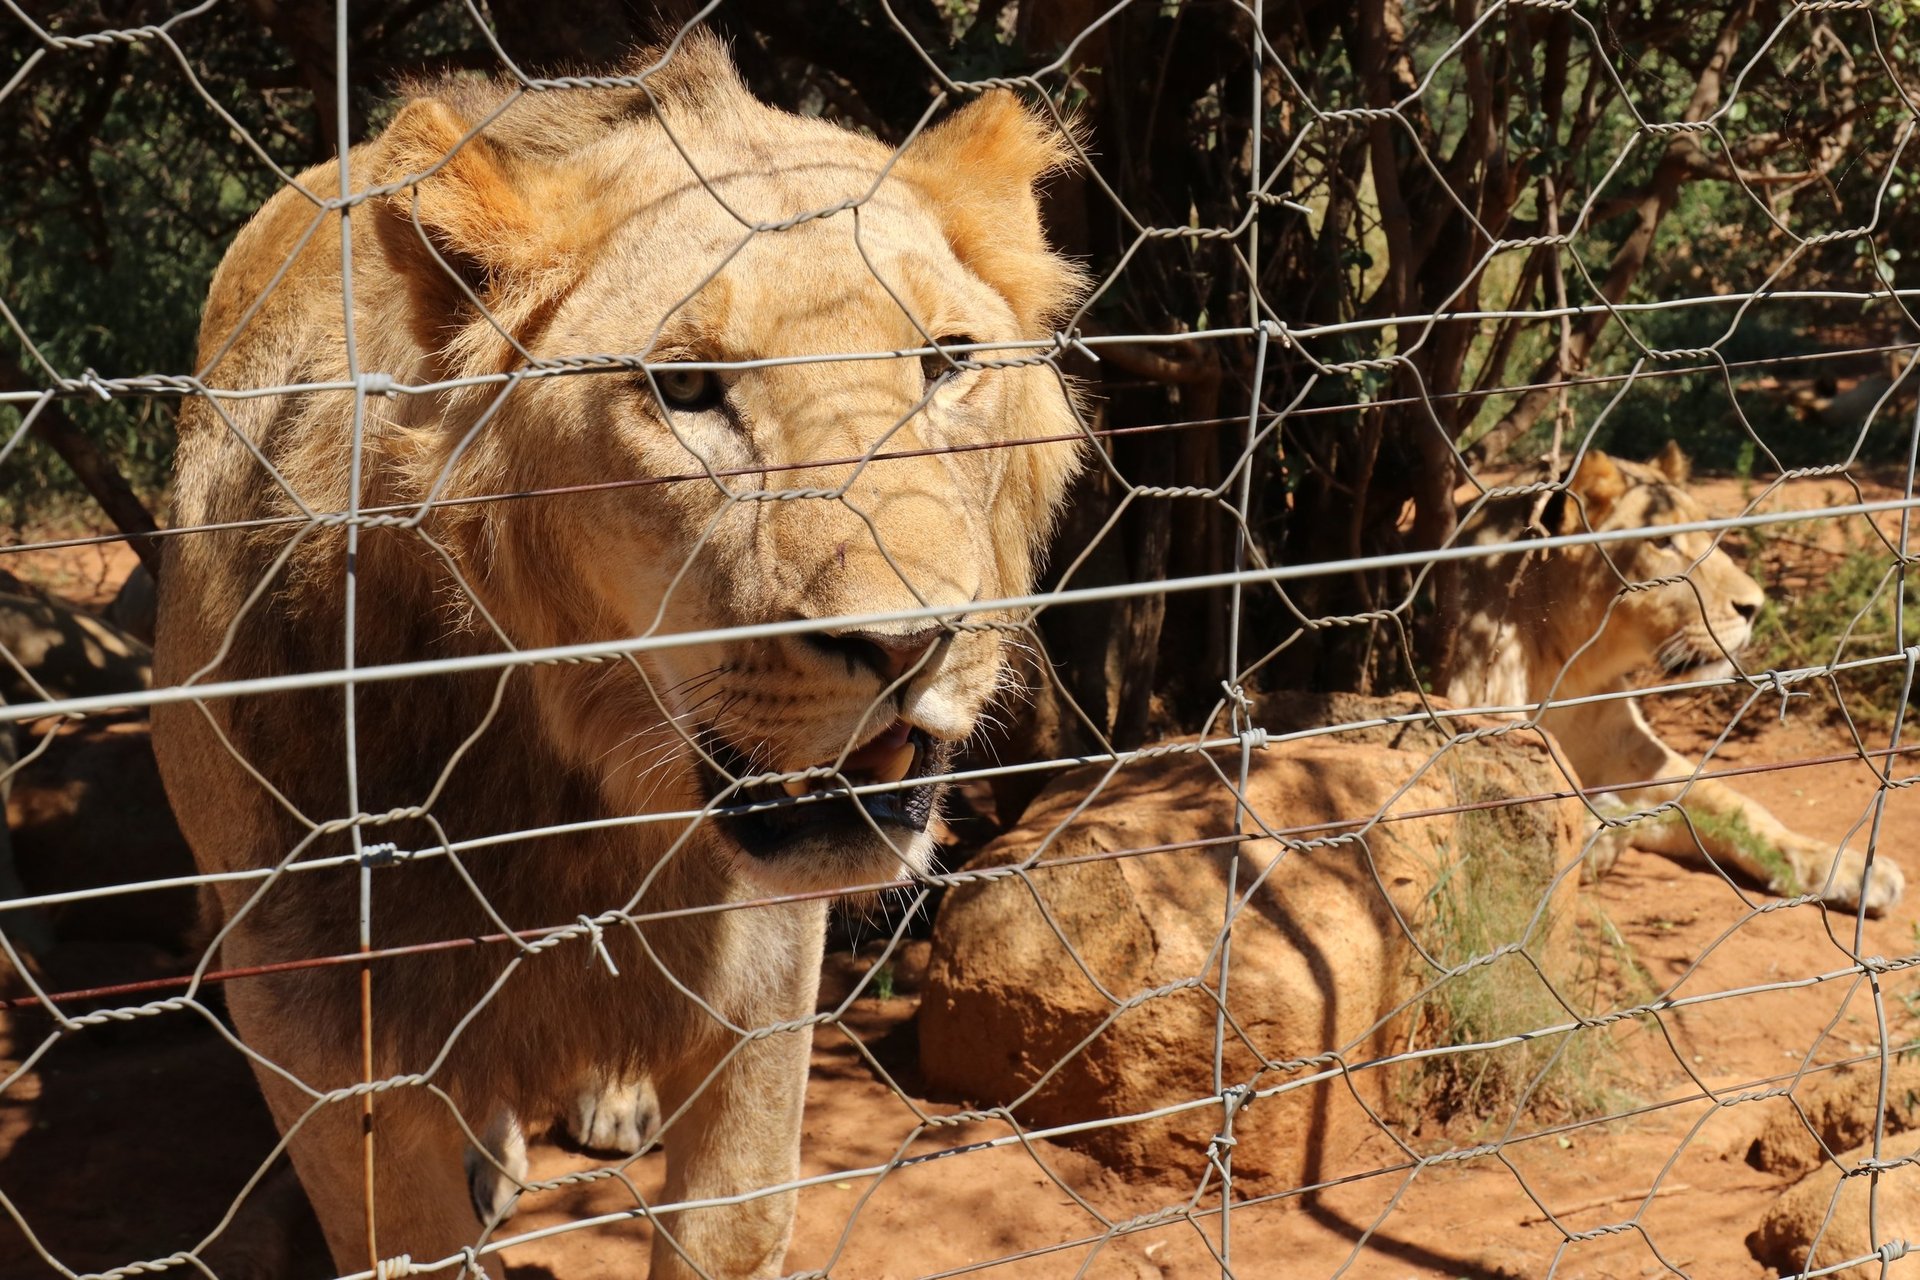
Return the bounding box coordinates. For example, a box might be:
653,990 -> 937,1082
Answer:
0,473 -> 1917,1279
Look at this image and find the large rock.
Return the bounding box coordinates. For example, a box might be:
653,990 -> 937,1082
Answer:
919,697 -> 1585,1188
1749,1139 -> 1920,1280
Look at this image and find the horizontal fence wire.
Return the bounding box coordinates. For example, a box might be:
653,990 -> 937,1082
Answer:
2,1 -> 1920,1279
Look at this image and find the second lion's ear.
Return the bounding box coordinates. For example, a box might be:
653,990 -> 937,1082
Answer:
1654,439 -> 1693,485
1563,450 -> 1626,529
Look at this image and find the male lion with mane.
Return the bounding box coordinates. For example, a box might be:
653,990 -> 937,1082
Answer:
153,33 -> 1084,1279
1445,445 -> 1903,916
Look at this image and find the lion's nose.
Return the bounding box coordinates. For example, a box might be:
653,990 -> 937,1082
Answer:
805,626 -> 945,683
1733,598 -> 1759,622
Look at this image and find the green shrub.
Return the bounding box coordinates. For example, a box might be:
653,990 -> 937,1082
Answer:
1400,774 -> 1639,1130
1747,544 -> 1920,735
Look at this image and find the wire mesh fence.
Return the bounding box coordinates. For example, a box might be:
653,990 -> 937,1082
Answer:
1,1 -> 1919,1277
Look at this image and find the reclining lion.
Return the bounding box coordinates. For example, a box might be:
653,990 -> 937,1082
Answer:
1445,445 -> 1903,916
152,34 -> 1083,1278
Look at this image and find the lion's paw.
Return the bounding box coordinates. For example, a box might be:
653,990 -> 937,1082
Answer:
567,1075 -> 661,1154
1822,848 -> 1905,918
466,1108 -> 528,1226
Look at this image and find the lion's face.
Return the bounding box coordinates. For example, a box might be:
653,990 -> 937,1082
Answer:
1572,450 -> 1765,680
370,48 -> 1083,888
537,195 -> 1070,879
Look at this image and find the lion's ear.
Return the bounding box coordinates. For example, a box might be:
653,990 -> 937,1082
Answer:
375,99 -> 559,295
1563,450 -> 1626,528
1653,439 -> 1693,485
901,92 -> 1086,333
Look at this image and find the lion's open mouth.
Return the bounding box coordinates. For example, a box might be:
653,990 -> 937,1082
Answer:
696,720 -> 955,858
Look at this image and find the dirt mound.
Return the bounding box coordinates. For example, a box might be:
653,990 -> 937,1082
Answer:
1748,1138 -> 1920,1280
919,702 -> 1584,1188
1748,1055 -> 1920,1178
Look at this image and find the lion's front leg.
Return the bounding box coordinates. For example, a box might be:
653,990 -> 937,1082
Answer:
647,903 -> 822,1280
650,1023 -> 813,1280
1628,776 -> 1904,916
224,978 -> 508,1280
1549,698 -> 1904,915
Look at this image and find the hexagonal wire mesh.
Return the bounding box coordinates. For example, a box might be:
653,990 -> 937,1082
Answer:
1,0 -> 1919,1277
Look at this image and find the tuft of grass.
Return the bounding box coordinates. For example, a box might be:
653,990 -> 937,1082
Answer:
1400,775 -> 1635,1129
1746,544 -> 1920,735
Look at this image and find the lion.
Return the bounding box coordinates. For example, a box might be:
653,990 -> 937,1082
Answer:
151,34 -> 1084,1279
1444,444 -> 1903,916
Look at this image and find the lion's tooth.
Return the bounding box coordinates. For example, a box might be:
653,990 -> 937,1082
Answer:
872,743 -> 916,785
781,777 -> 810,798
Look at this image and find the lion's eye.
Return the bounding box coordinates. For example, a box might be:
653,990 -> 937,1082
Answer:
921,334 -> 979,387
1651,534 -> 1681,554
653,366 -> 722,412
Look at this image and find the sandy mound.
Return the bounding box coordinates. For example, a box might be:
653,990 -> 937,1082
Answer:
1749,1137 -> 1920,1280
1748,1055 -> 1920,1178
